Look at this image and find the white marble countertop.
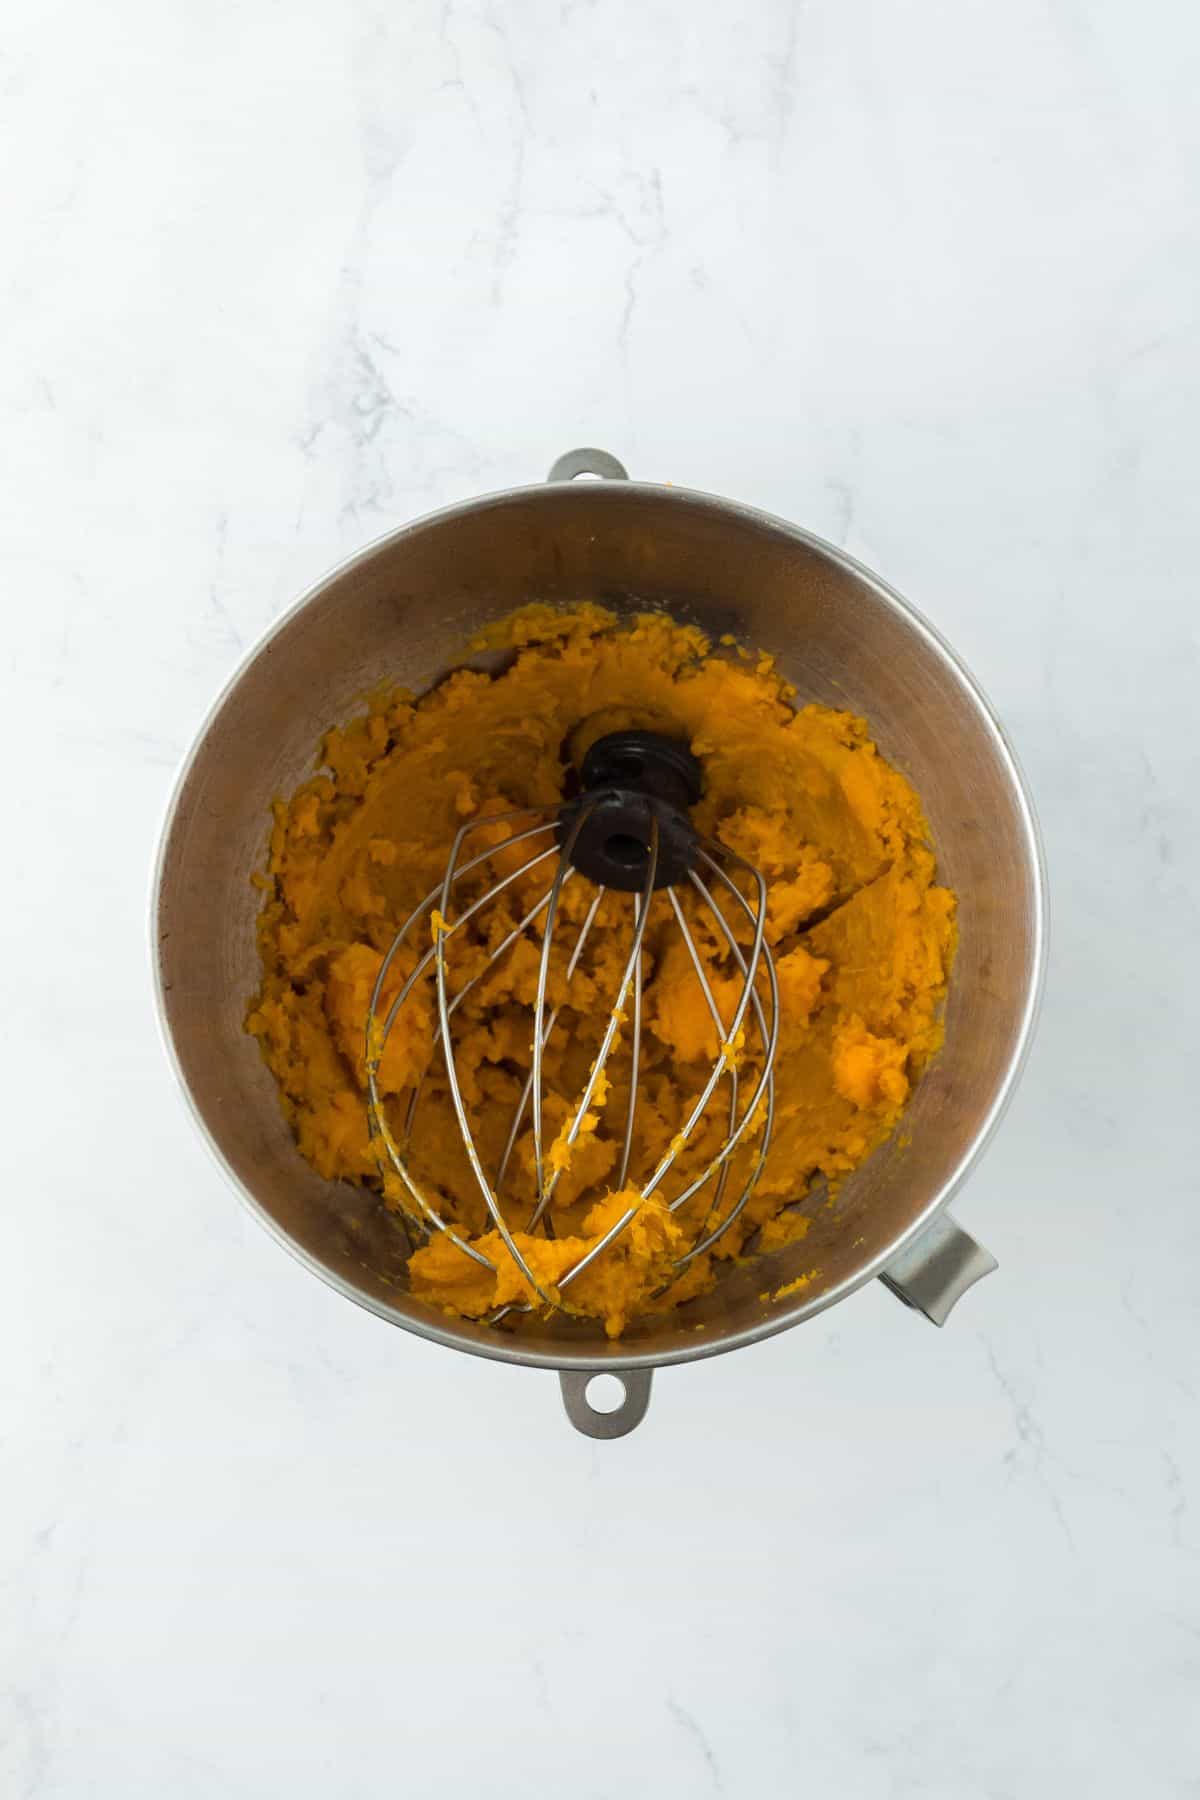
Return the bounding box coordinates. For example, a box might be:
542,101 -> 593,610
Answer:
4,1 -> 1198,1793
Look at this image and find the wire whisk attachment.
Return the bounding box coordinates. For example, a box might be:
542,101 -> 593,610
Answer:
364,731 -> 779,1325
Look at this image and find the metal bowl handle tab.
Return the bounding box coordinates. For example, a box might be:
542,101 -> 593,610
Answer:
559,1369 -> 652,1438
547,447 -> 630,483
879,1212 -> 997,1325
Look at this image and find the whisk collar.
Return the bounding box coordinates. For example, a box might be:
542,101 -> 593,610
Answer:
558,730 -> 703,893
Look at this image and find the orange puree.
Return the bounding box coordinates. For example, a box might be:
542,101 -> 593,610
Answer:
247,604 -> 955,1336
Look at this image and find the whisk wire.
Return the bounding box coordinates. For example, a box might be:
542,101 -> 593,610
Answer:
527,816 -> 659,1230
492,885 -> 606,1202
530,804 -> 595,1210
669,857 -> 780,1267
667,886 -> 737,1239
615,893 -> 643,1190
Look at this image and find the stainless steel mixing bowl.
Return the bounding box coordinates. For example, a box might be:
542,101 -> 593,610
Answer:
152,449 -> 1046,1437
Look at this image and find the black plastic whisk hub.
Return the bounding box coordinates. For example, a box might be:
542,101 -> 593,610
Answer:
558,730 -> 703,893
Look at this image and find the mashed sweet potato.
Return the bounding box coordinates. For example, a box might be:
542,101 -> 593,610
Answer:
247,605 -> 955,1336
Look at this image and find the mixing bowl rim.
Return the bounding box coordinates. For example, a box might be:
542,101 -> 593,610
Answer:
150,477 -> 1048,1373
